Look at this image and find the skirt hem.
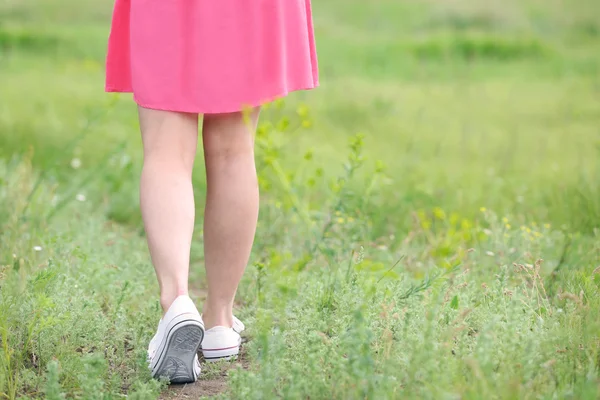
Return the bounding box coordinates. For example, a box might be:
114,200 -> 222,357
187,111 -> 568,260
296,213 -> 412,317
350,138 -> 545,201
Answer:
105,83 -> 319,114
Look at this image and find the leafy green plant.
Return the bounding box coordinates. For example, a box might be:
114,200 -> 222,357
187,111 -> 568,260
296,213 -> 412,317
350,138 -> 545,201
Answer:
2,0 -> 600,397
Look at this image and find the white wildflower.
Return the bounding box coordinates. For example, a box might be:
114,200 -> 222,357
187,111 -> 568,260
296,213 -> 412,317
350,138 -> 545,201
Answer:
33,246 -> 43,252
76,193 -> 86,202
120,154 -> 131,168
70,158 -> 82,169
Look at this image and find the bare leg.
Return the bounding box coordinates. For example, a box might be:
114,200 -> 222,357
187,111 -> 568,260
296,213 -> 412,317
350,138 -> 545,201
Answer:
138,106 -> 199,313
201,108 -> 260,329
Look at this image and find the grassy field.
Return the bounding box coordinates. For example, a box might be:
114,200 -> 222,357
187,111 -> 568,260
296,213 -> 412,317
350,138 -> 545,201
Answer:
1,0 -> 600,398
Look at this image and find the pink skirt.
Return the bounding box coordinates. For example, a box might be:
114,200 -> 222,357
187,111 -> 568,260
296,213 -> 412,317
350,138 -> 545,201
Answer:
105,0 -> 319,114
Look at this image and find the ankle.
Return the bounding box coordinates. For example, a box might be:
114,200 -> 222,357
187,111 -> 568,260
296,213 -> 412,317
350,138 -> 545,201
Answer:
202,301 -> 233,329
160,289 -> 189,314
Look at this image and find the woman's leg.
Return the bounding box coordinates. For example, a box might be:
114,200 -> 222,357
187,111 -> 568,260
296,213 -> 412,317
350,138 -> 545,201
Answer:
201,108 -> 261,329
138,107 -> 199,313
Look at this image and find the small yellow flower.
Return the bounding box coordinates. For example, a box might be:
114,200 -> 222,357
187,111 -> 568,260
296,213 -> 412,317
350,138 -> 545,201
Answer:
449,212 -> 460,225
433,207 -> 446,220
337,217 -> 345,224
461,219 -> 472,230
505,224 -> 511,229
526,228 -> 532,233
301,119 -> 312,129
296,104 -> 309,117
534,231 -> 542,238
348,217 -> 355,223
274,98 -> 285,109
480,207 -> 487,212
544,223 -> 551,229
502,217 -> 509,224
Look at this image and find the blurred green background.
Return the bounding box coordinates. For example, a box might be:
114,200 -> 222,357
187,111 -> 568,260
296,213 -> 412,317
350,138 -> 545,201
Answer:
1,0 -> 599,231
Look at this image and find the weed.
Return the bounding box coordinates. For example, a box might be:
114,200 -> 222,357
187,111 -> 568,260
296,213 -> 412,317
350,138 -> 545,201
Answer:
1,0 -> 600,398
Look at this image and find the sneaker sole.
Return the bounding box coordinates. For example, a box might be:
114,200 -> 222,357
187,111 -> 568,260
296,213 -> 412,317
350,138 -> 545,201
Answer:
151,317 -> 204,383
202,337 -> 242,362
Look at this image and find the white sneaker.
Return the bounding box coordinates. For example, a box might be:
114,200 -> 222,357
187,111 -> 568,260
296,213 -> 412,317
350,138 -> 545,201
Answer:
231,315 -> 245,334
200,314 -> 245,334
201,326 -> 242,362
147,295 -> 204,383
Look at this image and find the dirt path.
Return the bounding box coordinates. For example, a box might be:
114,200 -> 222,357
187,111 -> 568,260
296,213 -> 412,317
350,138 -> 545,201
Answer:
159,348 -> 250,399
158,286 -> 249,398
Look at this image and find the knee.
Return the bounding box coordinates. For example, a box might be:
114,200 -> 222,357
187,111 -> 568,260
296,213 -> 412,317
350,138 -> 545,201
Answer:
204,135 -> 253,163
139,108 -> 199,172
203,114 -> 255,162
143,142 -> 197,173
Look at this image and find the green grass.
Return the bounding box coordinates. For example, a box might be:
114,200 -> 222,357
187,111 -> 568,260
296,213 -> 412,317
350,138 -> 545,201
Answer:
1,0 -> 600,398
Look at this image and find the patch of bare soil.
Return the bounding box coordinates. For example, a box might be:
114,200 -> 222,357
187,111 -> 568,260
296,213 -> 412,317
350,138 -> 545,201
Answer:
160,285 -> 250,399
159,347 -> 250,399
